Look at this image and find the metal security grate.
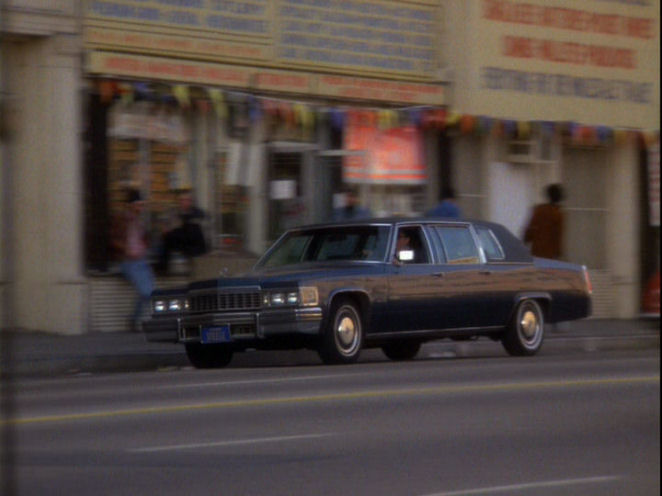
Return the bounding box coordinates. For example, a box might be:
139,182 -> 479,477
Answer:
190,290 -> 262,313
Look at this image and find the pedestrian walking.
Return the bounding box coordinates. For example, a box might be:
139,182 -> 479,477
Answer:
426,186 -> 462,218
156,189 -> 207,274
524,184 -> 564,259
111,188 -> 155,332
332,186 -> 371,221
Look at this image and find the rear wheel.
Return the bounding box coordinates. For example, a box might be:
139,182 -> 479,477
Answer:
318,299 -> 363,365
185,343 -> 233,368
381,341 -> 421,361
502,299 -> 544,356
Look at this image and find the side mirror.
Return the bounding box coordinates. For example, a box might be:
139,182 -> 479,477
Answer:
397,250 -> 415,262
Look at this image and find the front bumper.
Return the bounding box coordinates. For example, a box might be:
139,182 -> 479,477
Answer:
144,307 -> 324,344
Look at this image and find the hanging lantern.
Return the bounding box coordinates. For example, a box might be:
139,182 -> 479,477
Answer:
503,120 -> 517,138
98,79 -> 117,104
516,120 -> 531,140
207,88 -> 227,119
445,111 -> 461,128
330,108 -> 345,131
172,85 -> 190,108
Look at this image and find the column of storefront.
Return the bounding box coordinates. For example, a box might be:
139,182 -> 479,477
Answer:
9,35 -> 86,334
607,142 -> 641,318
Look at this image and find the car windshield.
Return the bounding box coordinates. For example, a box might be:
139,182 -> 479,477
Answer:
259,225 -> 391,267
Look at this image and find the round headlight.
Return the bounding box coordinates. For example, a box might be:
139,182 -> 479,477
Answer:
154,300 -> 166,313
168,299 -> 182,311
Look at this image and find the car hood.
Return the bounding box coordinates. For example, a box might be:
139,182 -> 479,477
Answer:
188,262 -> 384,290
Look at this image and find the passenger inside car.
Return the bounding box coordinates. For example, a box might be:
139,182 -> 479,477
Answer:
395,227 -> 429,264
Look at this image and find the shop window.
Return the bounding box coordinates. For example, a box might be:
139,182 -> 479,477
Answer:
269,152 -> 304,241
106,102 -> 193,263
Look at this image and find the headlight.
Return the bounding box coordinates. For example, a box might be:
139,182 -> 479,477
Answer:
271,293 -> 285,305
264,287 -> 318,307
153,300 -> 166,313
168,299 -> 182,311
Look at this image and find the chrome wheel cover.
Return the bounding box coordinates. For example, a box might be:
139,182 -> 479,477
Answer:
335,308 -> 360,355
518,302 -> 543,348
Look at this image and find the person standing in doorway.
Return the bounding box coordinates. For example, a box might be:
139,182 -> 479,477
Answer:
332,186 -> 371,221
524,183 -> 564,259
426,186 -> 462,219
111,188 -> 155,332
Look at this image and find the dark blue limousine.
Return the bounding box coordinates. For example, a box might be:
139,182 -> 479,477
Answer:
143,218 -> 592,368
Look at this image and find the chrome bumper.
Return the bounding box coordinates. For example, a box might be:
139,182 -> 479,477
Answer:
177,307 -> 323,343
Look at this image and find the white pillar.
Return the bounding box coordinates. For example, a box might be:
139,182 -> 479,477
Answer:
607,142 -> 641,318
10,35 -> 86,334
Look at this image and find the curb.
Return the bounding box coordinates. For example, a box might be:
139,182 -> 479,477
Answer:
5,331 -> 659,378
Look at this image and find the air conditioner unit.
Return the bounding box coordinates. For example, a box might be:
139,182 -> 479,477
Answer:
507,140 -> 536,163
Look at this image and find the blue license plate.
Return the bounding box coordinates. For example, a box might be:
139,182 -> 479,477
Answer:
201,325 -> 231,343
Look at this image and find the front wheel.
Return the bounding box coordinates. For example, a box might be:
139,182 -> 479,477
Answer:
185,343 -> 233,369
318,299 -> 363,365
501,299 -> 544,356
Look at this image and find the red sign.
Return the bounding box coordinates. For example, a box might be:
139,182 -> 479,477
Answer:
343,111 -> 426,184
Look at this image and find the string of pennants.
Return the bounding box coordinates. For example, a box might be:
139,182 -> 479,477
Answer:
96,79 -> 659,148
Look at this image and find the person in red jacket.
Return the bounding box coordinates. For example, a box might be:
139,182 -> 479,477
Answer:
524,184 -> 564,259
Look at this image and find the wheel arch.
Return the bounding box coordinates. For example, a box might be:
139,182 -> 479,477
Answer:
510,292 -> 552,322
324,289 -> 371,329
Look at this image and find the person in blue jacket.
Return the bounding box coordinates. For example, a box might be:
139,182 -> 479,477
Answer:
426,186 -> 462,218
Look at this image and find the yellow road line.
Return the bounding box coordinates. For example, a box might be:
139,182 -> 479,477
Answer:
4,375 -> 659,426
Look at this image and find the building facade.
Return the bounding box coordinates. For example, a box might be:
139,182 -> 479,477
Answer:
0,0 -> 659,334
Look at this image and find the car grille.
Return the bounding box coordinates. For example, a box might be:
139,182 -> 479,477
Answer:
189,290 -> 262,313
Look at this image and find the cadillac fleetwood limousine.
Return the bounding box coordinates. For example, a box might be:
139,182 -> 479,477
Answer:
143,218 -> 592,368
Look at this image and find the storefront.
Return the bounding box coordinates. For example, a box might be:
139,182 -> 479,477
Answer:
79,0 -> 448,331
443,0 -> 660,319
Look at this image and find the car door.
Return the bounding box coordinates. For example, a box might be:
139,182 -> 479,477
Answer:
427,224 -> 495,329
473,224 -> 518,326
384,225 -> 440,332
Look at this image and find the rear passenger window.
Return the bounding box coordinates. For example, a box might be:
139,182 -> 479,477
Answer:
476,227 -> 505,261
434,226 -> 481,264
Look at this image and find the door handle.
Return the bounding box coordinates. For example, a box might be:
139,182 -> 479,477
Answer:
432,272 -> 445,278
479,270 -> 492,275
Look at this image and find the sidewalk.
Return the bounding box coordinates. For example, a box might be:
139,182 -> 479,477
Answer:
1,318 -> 659,378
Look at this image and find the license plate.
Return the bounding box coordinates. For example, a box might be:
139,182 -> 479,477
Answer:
201,325 -> 231,343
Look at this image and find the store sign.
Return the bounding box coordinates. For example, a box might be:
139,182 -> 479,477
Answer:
87,51 -> 253,88
344,113 -> 426,184
471,0 -> 659,128
317,75 -> 444,106
84,0 -> 441,82
87,51 -> 445,105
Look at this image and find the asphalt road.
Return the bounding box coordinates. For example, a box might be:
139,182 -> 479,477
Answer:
3,349 -> 660,496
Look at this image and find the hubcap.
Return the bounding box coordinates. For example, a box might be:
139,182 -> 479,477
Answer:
520,309 -> 539,339
336,314 -> 357,351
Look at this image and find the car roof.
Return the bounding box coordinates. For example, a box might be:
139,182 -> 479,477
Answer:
296,217 -> 473,229
290,217 -> 533,263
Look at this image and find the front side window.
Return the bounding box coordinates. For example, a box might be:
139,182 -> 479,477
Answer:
394,226 -> 430,264
434,226 -> 481,264
259,226 -> 390,268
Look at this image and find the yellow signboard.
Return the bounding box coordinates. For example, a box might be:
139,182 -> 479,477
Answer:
465,0 -> 659,128
87,51 -> 445,105
85,0 -> 442,81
